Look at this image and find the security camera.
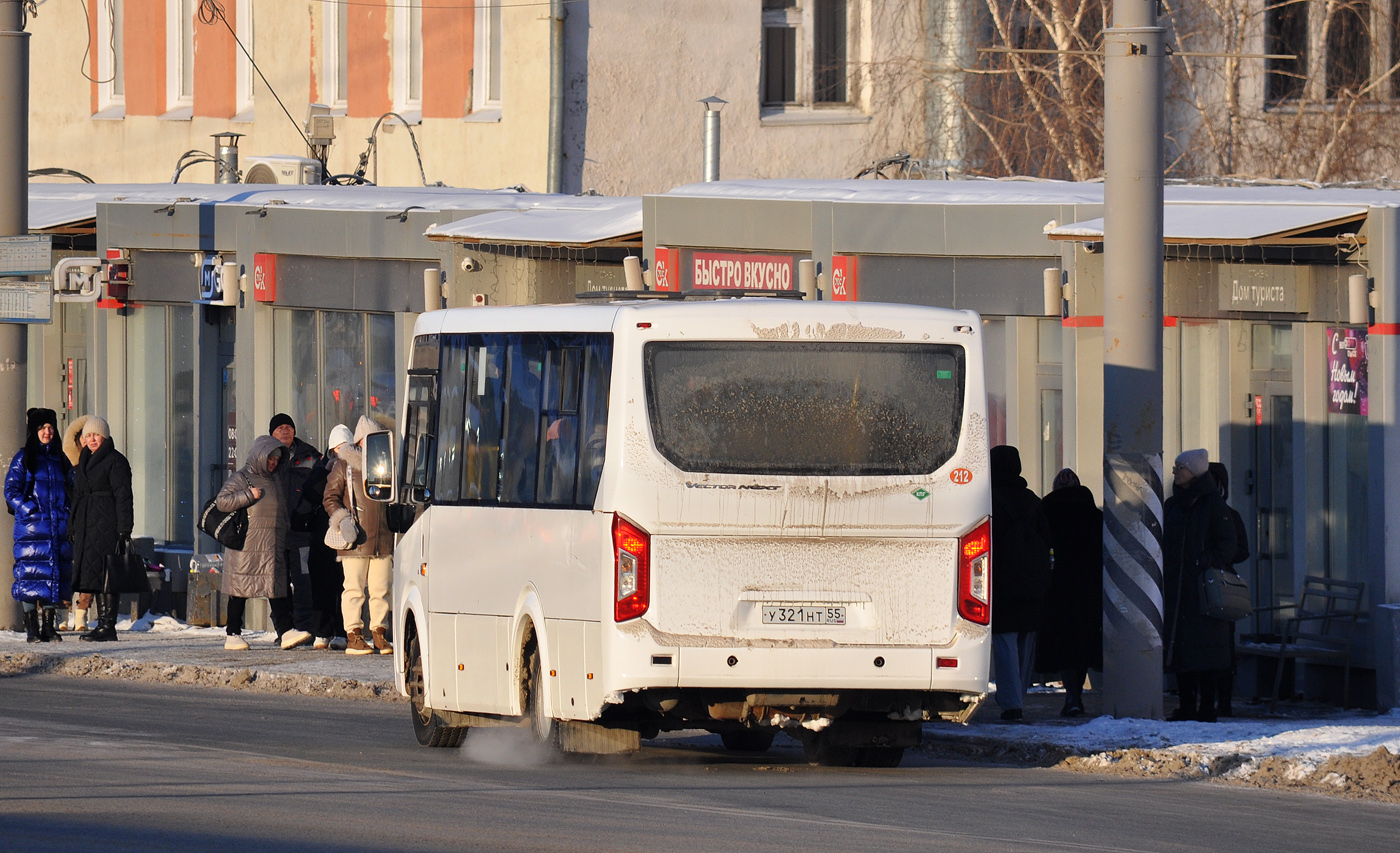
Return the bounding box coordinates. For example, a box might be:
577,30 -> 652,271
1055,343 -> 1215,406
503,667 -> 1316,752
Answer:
460,256 -> 482,273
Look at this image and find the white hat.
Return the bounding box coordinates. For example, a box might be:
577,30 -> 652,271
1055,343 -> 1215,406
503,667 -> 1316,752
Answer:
327,424 -> 354,452
1175,448 -> 1209,478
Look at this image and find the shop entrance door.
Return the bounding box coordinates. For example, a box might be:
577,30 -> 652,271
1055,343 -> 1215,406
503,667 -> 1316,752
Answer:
1249,382 -> 1293,632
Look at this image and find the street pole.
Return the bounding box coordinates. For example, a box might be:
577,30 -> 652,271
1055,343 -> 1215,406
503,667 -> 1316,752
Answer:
1101,0 -> 1166,718
0,1 -> 30,631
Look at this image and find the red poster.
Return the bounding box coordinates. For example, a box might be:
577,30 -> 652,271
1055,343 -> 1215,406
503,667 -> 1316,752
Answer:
1254,395 -> 1264,426
652,247 -> 680,292
253,253 -> 277,302
829,255 -> 858,301
692,252 -> 794,290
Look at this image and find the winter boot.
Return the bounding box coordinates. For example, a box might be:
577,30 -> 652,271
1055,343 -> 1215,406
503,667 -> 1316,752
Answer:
69,606 -> 87,633
345,629 -> 373,655
1169,673 -> 1198,721
39,608 -> 61,642
81,595 -> 119,642
23,609 -> 40,643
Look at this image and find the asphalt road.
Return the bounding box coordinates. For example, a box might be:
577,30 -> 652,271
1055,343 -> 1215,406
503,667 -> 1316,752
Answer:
1,676 -> 1397,852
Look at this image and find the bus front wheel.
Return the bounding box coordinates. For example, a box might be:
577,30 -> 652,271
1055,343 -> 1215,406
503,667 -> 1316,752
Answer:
408,634 -> 467,748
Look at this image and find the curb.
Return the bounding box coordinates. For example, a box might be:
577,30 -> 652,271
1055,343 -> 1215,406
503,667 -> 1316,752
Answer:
0,650 -> 403,704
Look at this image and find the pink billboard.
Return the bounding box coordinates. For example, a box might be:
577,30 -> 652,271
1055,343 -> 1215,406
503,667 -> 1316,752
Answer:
1326,327 -> 1368,416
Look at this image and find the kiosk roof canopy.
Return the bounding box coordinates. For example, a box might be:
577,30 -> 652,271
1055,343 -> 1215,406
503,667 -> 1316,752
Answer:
1048,203 -> 1369,245
424,197 -> 642,247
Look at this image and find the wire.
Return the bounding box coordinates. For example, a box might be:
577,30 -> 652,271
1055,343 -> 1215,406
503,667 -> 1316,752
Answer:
75,0 -> 116,85
29,167 -> 96,183
197,0 -> 319,167
349,113 -> 432,187
172,149 -> 216,183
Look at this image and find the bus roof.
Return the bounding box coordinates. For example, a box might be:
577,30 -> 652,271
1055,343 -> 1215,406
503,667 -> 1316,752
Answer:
414,298 -> 981,338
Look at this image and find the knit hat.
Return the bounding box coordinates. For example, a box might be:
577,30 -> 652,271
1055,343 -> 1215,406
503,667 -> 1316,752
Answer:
1052,468 -> 1081,491
80,415 -> 110,439
268,413 -> 296,435
26,407 -> 57,436
352,415 -> 377,445
1175,448 -> 1209,478
327,423 -> 354,452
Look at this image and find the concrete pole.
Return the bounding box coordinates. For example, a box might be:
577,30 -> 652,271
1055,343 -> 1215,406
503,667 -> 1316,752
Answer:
1101,0 -> 1166,719
0,0 -> 30,631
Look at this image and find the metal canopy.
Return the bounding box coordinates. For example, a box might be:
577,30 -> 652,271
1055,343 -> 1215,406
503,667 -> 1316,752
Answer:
1048,204 -> 1369,245
425,199 -> 642,248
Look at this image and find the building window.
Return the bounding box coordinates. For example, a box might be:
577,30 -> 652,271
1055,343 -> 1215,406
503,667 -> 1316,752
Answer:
1265,0 -> 1308,104
234,0 -> 254,119
762,0 -> 851,109
1326,0 -> 1370,100
166,0 -> 195,114
324,0 -> 349,110
395,0 -> 424,117
96,0 -> 125,114
273,309 -> 398,453
473,0 -> 504,114
127,305 -> 196,544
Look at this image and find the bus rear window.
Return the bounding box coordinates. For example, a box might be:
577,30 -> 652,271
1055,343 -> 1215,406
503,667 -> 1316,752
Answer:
644,341 -> 965,476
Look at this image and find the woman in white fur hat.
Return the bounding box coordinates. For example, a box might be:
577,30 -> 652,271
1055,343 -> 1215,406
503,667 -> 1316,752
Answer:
323,418 -> 394,656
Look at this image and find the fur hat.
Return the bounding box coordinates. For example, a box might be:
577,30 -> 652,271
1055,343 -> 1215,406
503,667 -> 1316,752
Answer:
1175,448 -> 1209,478
81,415 -> 111,439
26,407 -> 57,436
327,423 -> 354,452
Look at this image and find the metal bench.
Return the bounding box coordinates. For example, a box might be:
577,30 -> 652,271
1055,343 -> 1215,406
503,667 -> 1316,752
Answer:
1236,576 -> 1366,713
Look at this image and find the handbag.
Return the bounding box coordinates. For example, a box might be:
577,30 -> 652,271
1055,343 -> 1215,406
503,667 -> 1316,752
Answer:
1199,567 -> 1252,621
103,538 -> 151,595
199,496 -> 248,550
324,465 -> 366,551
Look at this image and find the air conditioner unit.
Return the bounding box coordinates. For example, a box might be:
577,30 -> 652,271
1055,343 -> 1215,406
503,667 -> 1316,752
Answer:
243,156 -> 322,185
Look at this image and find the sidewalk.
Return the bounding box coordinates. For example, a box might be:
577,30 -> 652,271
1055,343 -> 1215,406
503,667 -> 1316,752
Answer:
4,619 -> 1399,802
0,614 -> 398,702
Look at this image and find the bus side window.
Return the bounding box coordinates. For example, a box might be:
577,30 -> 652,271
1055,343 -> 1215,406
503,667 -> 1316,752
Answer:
402,373 -> 437,504
538,344 -> 582,505
499,335 -> 546,504
434,336 -> 470,503
575,337 -> 613,506
462,336 -> 506,501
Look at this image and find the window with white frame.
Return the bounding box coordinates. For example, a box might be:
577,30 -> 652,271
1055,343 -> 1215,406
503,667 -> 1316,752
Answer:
394,0 -> 424,118
323,0 -> 349,111
165,0 -> 195,115
761,0 -> 851,110
234,0 -> 254,119
472,0 -> 504,115
95,0 -> 125,115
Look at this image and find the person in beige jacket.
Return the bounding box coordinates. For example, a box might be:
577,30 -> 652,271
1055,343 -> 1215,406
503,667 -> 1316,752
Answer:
323,418 -> 394,655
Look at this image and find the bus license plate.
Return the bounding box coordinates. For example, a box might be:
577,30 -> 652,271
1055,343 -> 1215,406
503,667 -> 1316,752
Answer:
762,605 -> 846,625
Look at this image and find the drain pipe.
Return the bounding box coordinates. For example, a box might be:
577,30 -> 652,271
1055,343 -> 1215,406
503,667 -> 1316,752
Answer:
700,96 -> 727,182
546,0 -> 566,194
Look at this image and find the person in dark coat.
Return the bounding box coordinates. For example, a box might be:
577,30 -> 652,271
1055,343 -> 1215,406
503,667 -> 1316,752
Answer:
1209,461 -> 1250,718
1163,449 -> 1238,722
989,445 -> 1052,721
270,413 -> 344,649
5,408 -> 73,643
68,416 -> 135,642
1036,468 -> 1103,717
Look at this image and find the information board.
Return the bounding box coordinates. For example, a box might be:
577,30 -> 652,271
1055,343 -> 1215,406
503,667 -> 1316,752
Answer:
0,279 -> 53,323
0,235 -> 53,276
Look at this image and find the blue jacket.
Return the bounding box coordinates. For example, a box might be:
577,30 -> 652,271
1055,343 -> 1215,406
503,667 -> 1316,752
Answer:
6,446 -> 74,604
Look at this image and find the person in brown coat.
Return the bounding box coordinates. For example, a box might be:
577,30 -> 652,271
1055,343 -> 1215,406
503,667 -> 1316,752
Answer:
215,434 -> 312,651
323,417 -> 394,656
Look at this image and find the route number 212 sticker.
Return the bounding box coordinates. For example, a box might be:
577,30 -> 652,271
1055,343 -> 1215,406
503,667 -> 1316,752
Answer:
949,468 -> 974,485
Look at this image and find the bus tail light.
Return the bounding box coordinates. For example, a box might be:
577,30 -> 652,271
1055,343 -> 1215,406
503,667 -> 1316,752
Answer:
613,515 -> 650,622
958,518 -> 991,625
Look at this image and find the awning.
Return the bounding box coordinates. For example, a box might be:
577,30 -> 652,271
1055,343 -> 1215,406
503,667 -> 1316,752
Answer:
425,199 -> 642,248
1047,204 -> 1368,245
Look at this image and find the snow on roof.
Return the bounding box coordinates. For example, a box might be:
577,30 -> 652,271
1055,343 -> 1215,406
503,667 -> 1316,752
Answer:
661,178 -> 1106,205
1048,203 -> 1369,243
424,197 -> 642,247
25,182 -> 588,231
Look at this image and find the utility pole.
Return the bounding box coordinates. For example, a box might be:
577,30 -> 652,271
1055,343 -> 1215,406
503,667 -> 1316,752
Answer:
0,0 -> 30,631
1101,0 -> 1166,718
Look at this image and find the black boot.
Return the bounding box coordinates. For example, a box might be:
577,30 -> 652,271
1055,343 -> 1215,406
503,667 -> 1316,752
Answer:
81,595 -> 118,642
23,609 -> 40,643
39,607 -> 61,642
1169,673 -> 1198,721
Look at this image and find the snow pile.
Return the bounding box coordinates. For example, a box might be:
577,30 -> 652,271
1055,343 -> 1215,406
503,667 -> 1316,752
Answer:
924,708 -> 1400,801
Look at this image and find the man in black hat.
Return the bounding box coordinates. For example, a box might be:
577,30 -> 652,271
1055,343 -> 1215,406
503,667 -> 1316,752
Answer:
269,414 -> 343,649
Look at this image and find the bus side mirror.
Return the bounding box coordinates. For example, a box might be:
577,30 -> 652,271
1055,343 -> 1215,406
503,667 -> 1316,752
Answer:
363,431 -> 396,502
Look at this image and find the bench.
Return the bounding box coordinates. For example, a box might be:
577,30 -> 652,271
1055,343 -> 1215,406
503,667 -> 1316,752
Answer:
1236,576 -> 1365,713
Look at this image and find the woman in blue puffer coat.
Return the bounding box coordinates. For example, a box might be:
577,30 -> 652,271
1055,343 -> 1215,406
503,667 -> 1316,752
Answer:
5,408 -> 74,642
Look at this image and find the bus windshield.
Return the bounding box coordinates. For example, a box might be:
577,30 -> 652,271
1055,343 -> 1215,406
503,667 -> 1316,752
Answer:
644,341 -> 965,476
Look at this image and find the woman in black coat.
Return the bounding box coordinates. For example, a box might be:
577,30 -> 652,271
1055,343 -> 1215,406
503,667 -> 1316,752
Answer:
1036,468 -> 1103,716
1163,449 -> 1237,722
989,445 -> 1051,721
69,416 -> 135,643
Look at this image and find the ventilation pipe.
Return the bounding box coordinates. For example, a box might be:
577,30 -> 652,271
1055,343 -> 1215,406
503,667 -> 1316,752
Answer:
1349,274 -> 1372,326
700,96 -> 727,182
798,259 -> 817,301
212,132 -> 244,184
623,256 -> 645,291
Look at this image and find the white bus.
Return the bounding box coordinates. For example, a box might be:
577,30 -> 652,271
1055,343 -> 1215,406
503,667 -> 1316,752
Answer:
362,296 -> 992,766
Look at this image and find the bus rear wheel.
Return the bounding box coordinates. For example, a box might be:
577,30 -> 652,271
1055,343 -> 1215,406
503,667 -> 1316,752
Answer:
523,646 -> 557,747
720,728 -> 776,753
408,634 -> 467,748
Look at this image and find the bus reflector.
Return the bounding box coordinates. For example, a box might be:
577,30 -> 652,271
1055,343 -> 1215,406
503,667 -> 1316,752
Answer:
958,518 -> 991,625
936,657 -> 959,669
613,514 -> 650,621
